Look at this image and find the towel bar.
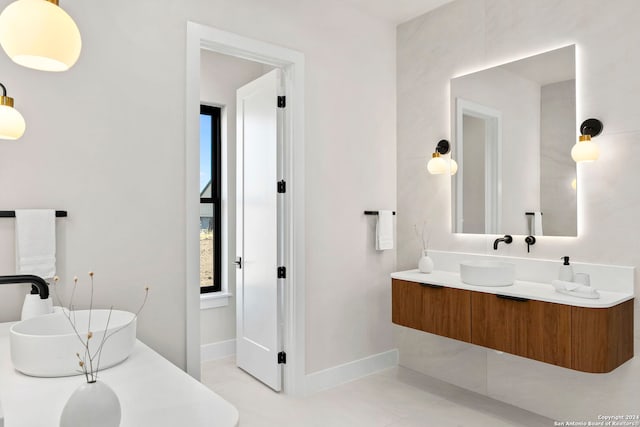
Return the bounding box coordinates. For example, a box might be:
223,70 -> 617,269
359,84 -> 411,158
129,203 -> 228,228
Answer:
364,211 -> 396,216
0,211 -> 68,218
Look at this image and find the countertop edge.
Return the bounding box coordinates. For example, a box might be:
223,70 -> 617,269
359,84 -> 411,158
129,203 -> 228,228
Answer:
391,270 -> 634,308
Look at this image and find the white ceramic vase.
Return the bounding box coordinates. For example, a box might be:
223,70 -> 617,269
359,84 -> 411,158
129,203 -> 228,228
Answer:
418,250 -> 434,273
60,380 -> 121,427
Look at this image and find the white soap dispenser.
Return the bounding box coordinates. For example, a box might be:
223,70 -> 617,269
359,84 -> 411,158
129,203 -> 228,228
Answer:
559,256 -> 574,282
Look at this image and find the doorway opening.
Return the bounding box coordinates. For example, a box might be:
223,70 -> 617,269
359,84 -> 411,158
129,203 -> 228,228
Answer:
185,23 -> 306,395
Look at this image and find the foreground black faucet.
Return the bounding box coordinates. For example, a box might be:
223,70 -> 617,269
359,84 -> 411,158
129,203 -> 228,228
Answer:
493,235 -> 513,250
0,275 -> 49,299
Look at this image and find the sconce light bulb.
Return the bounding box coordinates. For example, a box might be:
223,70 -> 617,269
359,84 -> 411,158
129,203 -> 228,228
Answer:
571,136 -> 600,163
0,101 -> 26,140
571,178 -> 577,191
427,152 -> 448,175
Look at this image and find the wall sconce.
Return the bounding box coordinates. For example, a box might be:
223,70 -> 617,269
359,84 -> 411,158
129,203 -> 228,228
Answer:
427,139 -> 458,175
571,118 -> 603,163
0,83 -> 26,140
0,0 -> 82,72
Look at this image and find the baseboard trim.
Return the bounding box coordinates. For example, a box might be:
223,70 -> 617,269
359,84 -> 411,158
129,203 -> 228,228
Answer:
201,339 -> 236,362
305,349 -> 399,395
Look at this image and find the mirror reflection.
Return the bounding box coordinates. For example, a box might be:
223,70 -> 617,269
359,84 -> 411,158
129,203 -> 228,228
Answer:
451,45 -> 576,237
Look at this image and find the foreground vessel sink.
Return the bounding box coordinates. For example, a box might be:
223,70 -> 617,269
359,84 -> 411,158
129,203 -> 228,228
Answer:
10,309 -> 136,377
460,261 -> 515,287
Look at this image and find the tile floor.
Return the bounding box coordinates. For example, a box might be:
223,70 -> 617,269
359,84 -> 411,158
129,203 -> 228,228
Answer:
202,357 -> 555,427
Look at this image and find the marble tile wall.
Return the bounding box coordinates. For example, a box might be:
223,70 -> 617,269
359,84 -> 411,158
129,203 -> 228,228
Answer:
397,0 -> 640,420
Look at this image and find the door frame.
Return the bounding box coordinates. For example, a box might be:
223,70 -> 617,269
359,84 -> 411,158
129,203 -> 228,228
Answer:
453,98 -> 502,234
185,22 -> 306,395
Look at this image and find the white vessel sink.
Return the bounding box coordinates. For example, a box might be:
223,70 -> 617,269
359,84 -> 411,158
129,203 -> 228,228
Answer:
460,261 -> 515,287
9,309 -> 136,377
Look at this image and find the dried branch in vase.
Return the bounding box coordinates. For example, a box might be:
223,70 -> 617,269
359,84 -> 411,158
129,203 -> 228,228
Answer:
413,221 -> 430,254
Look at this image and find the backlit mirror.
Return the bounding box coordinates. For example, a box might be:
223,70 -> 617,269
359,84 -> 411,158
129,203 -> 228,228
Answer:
451,45 -> 576,237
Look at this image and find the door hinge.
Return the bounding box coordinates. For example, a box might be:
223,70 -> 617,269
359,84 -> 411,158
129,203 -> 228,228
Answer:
277,96 -> 286,108
277,266 -> 286,279
277,180 -> 286,193
278,351 -> 286,364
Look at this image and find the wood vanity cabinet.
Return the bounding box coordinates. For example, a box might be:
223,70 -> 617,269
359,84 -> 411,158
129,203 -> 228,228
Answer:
392,279 -> 471,342
391,278 -> 634,373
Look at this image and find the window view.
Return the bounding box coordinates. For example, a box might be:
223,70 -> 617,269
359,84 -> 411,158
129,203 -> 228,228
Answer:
200,105 -> 221,293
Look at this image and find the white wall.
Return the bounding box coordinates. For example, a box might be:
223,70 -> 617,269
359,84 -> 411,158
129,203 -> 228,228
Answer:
199,51 -> 269,346
0,0 -> 396,373
397,0 -> 640,420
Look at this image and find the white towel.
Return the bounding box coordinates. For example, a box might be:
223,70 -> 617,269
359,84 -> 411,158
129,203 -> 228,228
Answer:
533,212 -> 543,236
551,279 -> 578,291
15,210 -> 56,279
375,211 -> 394,251
551,280 -> 600,299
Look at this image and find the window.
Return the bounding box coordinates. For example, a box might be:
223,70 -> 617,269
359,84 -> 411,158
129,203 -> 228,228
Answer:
200,105 -> 221,293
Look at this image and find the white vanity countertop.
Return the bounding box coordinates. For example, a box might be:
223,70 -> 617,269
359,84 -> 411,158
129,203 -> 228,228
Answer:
0,322 -> 239,427
391,269 -> 634,308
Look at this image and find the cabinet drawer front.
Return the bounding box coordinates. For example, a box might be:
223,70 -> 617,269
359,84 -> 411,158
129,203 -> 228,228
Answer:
392,279 -> 423,330
423,287 -> 471,342
471,292 -> 521,354
572,300 -> 634,373
392,280 -> 471,341
471,293 -> 571,367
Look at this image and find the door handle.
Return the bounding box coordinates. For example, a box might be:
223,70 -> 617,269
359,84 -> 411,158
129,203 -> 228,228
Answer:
234,257 -> 242,269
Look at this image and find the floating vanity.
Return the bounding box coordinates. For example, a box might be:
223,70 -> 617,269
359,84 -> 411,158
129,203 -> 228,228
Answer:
0,322 -> 239,426
391,251 -> 635,374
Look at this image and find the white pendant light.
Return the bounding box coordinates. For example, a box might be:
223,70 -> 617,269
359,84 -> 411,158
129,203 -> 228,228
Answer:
571,118 -> 603,163
0,0 -> 82,72
0,83 -> 26,140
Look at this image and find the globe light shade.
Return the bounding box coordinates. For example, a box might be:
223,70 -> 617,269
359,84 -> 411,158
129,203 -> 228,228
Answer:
571,135 -> 600,163
0,103 -> 26,140
427,153 -> 447,175
0,0 -> 82,72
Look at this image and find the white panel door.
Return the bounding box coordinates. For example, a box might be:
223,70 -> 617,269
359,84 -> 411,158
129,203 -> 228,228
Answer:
236,69 -> 283,391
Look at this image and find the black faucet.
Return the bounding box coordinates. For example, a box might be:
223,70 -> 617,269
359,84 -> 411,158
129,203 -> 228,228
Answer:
493,235 -> 513,250
0,275 -> 49,299
525,235 -> 536,253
